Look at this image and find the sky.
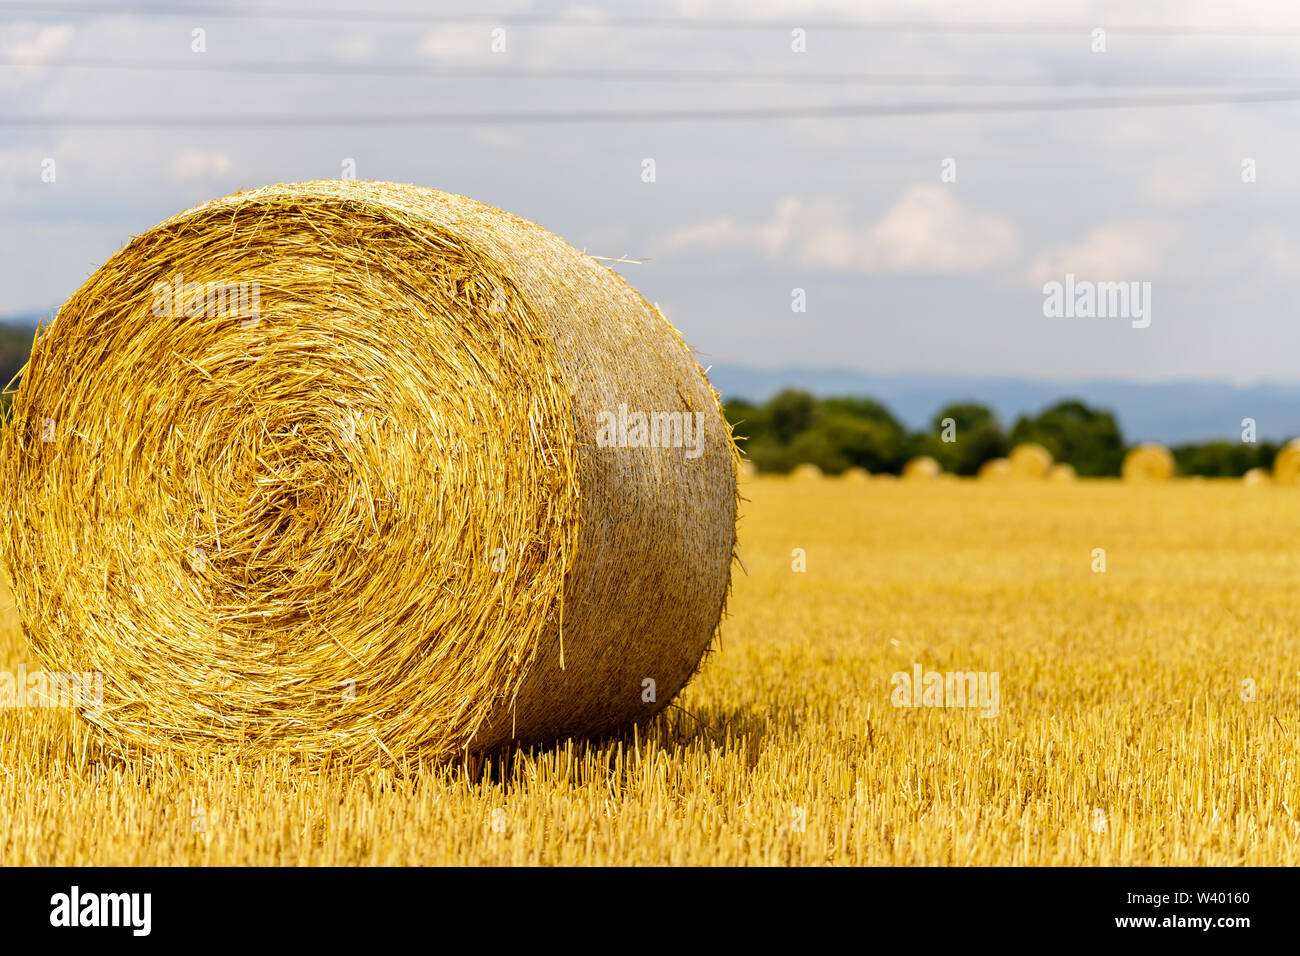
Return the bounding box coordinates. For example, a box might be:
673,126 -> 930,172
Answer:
3,0 -> 1300,385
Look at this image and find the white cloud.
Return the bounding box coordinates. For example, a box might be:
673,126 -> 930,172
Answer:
418,27 -> 491,59
1232,225 -> 1300,277
658,196 -> 801,259
8,25 -> 73,62
171,151 -> 232,181
1028,222 -> 1174,282
1144,168 -> 1220,207
657,187 -> 1017,275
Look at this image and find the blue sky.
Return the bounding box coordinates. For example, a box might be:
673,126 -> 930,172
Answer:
4,0 -> 1300,384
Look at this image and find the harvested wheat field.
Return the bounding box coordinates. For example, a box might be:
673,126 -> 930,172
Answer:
3,477 -> 1297,866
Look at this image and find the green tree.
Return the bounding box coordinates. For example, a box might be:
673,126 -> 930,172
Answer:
1172,440 -> 1280,477
1009,400 -> 1125,476
799,413 -> 905,474
923,402 -> 1007,475
767,389 -> 816,444
817,397 -> 908,473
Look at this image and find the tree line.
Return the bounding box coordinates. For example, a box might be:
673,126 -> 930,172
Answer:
726,390 -> 1281,478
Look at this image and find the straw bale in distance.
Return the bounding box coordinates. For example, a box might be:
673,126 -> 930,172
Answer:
978,458 -> 1013,481
1009,442 -> 1053,480
790,462 -> 824,480
1273,439 -> 1300,486
1243,467 -> 1271,486
1122,443 -> 1175,482
902,456 -> 941,481
1048,463 -> 1077,482
841,466 -> 870,481
0,181 -> 738,761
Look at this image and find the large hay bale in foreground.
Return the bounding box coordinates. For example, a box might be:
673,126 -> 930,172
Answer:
1122,443 -> 1174,482
1009,442 -> 1053,480
1273,439 -> 1300,485
0,181 -> 738,761
902,456 -> 941,481
978,457 -> 1013,481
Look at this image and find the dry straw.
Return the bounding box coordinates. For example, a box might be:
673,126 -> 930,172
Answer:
1273,439 -> 1300,486
1008,442 -> 1053,480
902,456 -> 941,481
739,460 -> 759,479
1048,463 -> 1078,482
841,466 -> 870,481
1243,467 -> 1271,486
1122,443 -> 1175,482
0,181 -> 738,762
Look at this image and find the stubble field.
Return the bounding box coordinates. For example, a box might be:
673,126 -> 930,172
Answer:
2,477 -> 1297,865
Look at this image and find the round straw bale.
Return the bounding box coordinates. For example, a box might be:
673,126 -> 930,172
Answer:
841,466 -> 870,481
1121,443 -> 1174,482
1008,442 -> 1053,479
1048,462 -> 1077,482
978,457 -> 1013,481
902,456 -> 941,481
1273,439 -> 1300,485
0,181 -> 738,761
739,459 -> 758,479
1243,467 -> 1271,486
790,462 -> 824,479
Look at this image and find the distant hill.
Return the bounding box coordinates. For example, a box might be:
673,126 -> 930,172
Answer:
708,365 -> 1300,445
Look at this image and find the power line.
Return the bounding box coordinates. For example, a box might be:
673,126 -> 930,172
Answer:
4,3 -> 1300,36
7,56 -> 1300,89
4,89 -> 1300,126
